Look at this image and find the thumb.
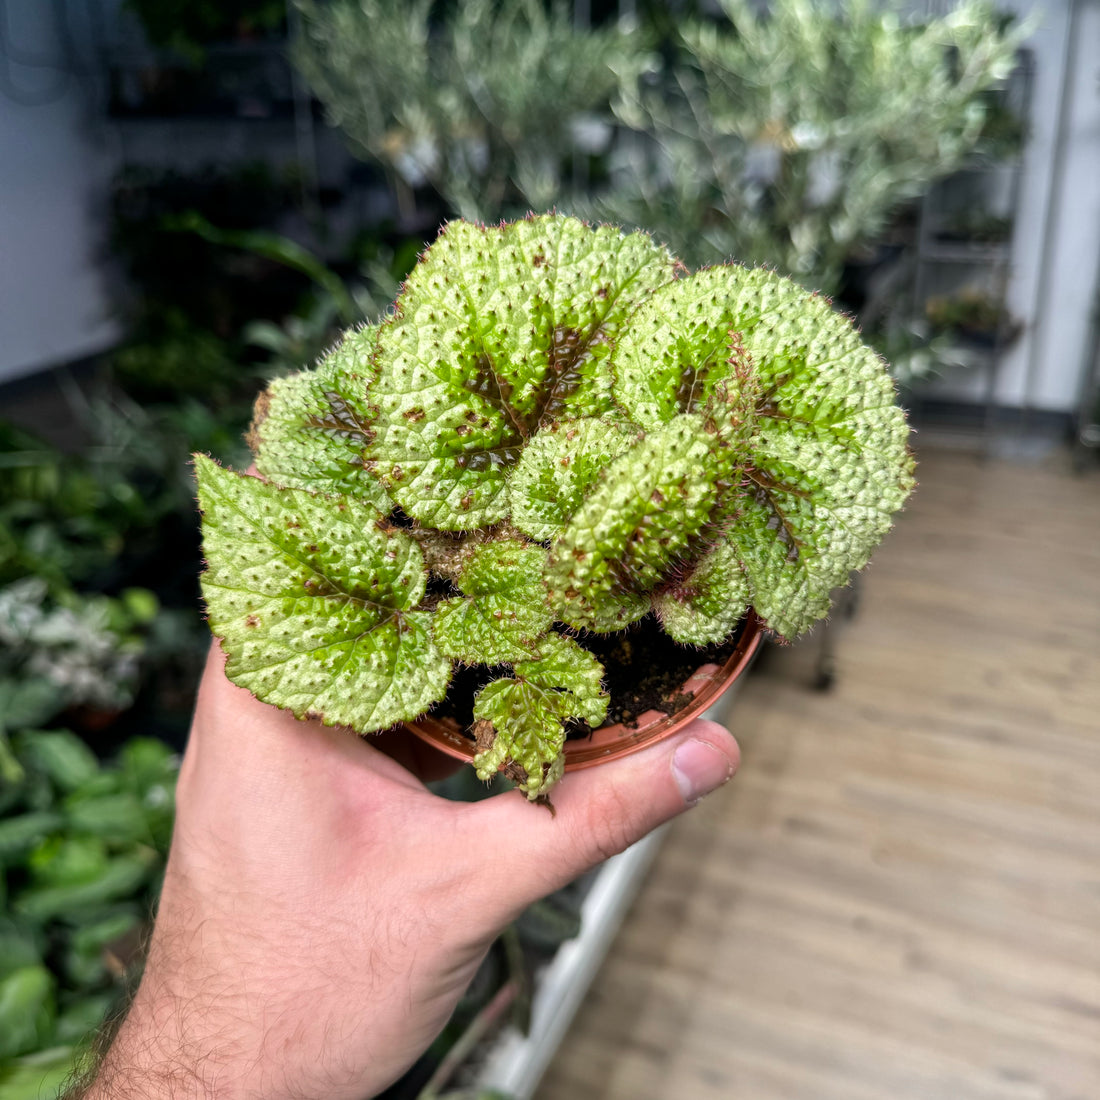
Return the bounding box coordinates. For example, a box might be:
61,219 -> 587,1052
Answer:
463,719 -> 739,921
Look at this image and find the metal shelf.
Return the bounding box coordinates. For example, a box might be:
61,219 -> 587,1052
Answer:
918,241 -> 1012,265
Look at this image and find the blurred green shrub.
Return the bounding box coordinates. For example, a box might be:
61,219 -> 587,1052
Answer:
293,0 -> 647,221
0,732 -> 177,1095
603,0 -> 1026,290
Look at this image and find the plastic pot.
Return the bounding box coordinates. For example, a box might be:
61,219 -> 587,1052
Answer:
405,611 -> 765,772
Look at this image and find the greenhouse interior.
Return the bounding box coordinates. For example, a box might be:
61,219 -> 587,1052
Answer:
0,1 -> 1097,1098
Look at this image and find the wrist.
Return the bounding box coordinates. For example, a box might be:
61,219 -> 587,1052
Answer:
80,986 -> 256,1100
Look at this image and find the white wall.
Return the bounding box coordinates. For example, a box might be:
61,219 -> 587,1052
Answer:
0,1 -> 120,386
919,0 -> 1100,414
1013,0 -> 1100,413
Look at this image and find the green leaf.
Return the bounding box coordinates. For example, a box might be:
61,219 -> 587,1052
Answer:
615,263 -> 913,639
0,1046 -> 82,1100
54,992 -> 116,1045
28,835 -> 110,888
247,326 -> 391,510
0,919 -> 42,980
471,635 -> 608,800
364,216 -> 675,529
195,455 -> 452,732
509,417 -> 636,541
432,540 -> 551,664
515,634 -> 608,728
63,792 -> 150,846
545,412 -> 747,632
0,813 -> 65,865
612,266 -> 762,431
14,731 -> 99,794
63,910 -> 142,988
472,679 -> 569,801
0,680 -> 61,737
0,967 -> 55,1059
12,852 -> 156,923
653,540 -> 751,645
721,268 -> 913,638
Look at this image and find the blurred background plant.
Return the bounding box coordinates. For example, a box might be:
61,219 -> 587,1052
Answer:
293,0 -> 648,223
0,731 -> 177,1099
600,0 -> 1024,291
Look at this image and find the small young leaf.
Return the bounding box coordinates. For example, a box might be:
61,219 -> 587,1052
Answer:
364,216 -> 675,529
509,417 -> 636,541
471,634 -> 609,799
545,412 -> 747,632
653,540 -> 751,645
195,455 -> 451,730
515,633 -> 608,727
247,325 -> 390,510
432,540 -> 551,664
473,678 -> 568,800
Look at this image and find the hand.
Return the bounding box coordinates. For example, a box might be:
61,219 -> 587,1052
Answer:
83,645 -> 739,1100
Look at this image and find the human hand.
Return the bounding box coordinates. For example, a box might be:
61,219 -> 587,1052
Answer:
82,644 -> 739,1100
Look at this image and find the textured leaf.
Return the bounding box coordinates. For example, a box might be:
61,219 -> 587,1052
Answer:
615,263 -> 913,639
471,634 -> 608,799
653,540 -> 751,645
195,455 -> 451,730
509,417 -> 636,541
472,679 -> 568,800
432,540 -> 551,663
364,216 -> 675,529
726,268 -> 914,637
515,633 -> 608,727
247,325 -> 390,510
613,267 -> 761,431
545,412 -> 748,632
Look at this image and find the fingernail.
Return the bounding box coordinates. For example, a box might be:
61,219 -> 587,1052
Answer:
672,738 -> 735,805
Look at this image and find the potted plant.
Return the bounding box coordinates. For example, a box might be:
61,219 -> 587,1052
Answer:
194,214 -> 914,802
925,287 -> 1022,349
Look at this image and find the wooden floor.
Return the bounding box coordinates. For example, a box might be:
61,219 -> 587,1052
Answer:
535,447 -> 1100,1100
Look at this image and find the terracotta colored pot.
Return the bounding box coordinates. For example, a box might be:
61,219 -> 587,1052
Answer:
405,610 -> 765,771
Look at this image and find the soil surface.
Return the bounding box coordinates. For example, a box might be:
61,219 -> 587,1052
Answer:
429,615 -> 748,738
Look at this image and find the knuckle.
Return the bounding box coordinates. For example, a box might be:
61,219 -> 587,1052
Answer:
578,783 -> 642,866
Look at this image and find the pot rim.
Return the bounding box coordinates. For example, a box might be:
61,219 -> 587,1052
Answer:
404,610 -> 766,772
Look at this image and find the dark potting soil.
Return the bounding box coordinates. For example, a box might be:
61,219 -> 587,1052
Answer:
428,614 -> 748,739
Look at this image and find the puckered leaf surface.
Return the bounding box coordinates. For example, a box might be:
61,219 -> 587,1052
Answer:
432,539 -> 551,663
545,412 -> 747,632
509,417 -> 636,541
247,325 -> 390,510
195,455 -> 451,730
653,540 -> 751,645
473,678 -> 569,800
613,267 -> 760,431
515,632 -> 608,727
363,216 -> 675,529
614,264 -> 914,639
472,633 -> 609,800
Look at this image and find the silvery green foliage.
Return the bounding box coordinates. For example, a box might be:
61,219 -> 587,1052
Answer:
197,215 -> 914,800
603,0 -> 1024,288
0,579 -> 148,715
293,0 -> 646,222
